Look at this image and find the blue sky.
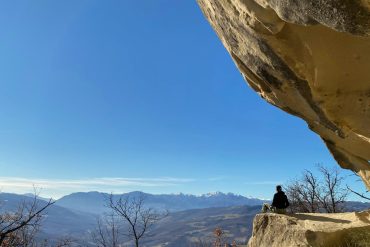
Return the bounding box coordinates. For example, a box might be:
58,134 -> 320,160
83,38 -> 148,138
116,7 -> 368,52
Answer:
0,1 -> 365,199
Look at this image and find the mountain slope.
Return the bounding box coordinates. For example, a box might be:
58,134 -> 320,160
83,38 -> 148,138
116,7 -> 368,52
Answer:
0,193 -> 97,242
141,205 -> 260,247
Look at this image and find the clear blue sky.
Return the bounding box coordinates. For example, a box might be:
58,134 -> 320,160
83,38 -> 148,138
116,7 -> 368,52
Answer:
0,1 -> 365,199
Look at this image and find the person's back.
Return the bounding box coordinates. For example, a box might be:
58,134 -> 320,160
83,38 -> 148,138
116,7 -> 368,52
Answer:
271,185 -> 289,213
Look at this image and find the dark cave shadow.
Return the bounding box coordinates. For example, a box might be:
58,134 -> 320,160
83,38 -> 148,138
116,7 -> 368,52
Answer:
305,225 -> 370,247
288,213 -> 351,224
355,211 -> 370,223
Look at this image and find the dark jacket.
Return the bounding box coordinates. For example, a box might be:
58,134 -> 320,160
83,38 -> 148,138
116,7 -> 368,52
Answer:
272,191 -> 289,209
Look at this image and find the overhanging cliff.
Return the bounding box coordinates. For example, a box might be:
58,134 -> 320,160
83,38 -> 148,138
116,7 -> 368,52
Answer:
197,0 -> 370,189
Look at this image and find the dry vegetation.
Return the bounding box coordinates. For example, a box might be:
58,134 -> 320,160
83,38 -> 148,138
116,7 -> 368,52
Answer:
286,164 -> 349,213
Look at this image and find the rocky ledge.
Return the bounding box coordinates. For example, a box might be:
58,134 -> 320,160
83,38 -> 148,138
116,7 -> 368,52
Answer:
248,211 -> 370,247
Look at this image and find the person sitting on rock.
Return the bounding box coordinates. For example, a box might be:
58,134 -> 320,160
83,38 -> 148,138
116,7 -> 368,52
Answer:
271,185 -> 289,214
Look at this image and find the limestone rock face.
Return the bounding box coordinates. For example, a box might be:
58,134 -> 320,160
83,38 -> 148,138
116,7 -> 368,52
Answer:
197,0 -> 370,188
247,211 -> 370,247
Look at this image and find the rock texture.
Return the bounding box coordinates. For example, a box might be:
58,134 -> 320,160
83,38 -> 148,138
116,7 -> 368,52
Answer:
197,0 -> 370,188
247,211 -> 370,247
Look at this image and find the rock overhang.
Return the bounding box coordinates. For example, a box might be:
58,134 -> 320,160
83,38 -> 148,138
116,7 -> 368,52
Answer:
197,0 -> 370,188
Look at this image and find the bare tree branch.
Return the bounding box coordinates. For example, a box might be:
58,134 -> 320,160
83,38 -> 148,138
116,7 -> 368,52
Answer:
92,192 -> 168,247
0,191 -> 55,246
286,165 -> 348,213
346,185 -> 370,201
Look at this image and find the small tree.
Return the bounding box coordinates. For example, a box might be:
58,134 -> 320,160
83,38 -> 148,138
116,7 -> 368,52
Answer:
213,227 -> 233,247
317,165 -> 348,213
92,192 -> 168,247
191,237 -> 213,247
286,165 -> 348,213
192,228 -> 240,247
286,170 -> 320,213
41,237 -> 76,247
91,213 -> 123,247
213,227 -> 224,247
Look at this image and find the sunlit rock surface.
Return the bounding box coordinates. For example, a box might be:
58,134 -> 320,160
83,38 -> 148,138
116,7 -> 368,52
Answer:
197,0 -> 370,188
247,211 -> 370,247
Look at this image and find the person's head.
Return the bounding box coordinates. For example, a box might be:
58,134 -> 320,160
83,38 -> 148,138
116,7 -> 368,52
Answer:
276,185 -> 282,192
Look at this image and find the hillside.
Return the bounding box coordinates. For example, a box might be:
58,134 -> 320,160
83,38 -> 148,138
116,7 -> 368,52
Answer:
0,193 -> 97,243
141,205 -> 260,247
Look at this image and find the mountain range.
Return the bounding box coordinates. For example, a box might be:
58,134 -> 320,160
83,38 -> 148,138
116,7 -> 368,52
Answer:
0,191 -> 369,246
55,191 -> 266,214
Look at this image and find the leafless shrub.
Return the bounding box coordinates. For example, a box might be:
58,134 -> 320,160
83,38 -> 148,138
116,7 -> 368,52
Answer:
286,165 -> 348,213
191,237 -> 213,247
91,213 -> 123,247
318,165 -> 348,213
286,170 -> 320,213
191,228 -> 241,247
92,192 -> 168,247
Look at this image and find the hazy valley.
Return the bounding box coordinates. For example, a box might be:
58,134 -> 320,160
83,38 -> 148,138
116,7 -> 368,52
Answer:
1,192 -> 370,246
